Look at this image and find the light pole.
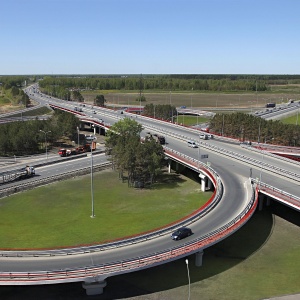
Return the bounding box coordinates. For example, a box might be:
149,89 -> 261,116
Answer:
77,126 -> 80,148
90,125 -> 95,218
39,130 -> 51,160
185,259 -> 190,300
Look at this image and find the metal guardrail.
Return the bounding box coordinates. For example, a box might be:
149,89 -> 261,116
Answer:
0,162 -> 110,198
252,178 -> 300,210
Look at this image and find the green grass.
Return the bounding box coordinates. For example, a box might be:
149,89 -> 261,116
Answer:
175,115 -> 209,126
0,170 -> 211,249
281,112 -> 300,125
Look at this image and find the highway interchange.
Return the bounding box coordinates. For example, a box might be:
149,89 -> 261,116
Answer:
0,86 -> 299,291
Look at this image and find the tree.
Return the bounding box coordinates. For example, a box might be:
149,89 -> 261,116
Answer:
20,90 -> 30,107
71,90 -> 84,102
94,94 -> 106,106
105,118 -> 165,187
136,95 -> 146,102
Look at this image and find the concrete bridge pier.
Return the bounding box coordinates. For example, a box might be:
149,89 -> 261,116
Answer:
82,277 -> 107,295
168,159 -> 171,173
100,126 -> 106,136
199,173 -> 206,192
206,177 -> 213,190
195,250 -> 204,267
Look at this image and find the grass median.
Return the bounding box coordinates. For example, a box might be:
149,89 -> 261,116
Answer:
0,169 -> 212,250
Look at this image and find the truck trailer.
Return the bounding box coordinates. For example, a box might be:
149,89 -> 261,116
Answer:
0,166 -> 35,184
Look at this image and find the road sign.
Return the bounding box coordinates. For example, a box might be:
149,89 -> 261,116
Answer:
201,154 -> 209,159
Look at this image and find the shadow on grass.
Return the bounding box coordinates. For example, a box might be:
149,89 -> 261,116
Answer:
150,172 -> 186,190
100,209 -> 275,299
0,209 -> 274,300
268,200 -> 300,227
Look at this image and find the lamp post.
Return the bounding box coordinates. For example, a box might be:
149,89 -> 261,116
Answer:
77,126 -> 80,148
39,130 -> 51,160
259,149 -> 265,191
90,126 -> 95,218
185,259 -> 190,300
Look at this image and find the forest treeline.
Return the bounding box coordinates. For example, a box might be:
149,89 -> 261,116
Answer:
2,74 -> 300,98
39,76 -> 300,95
34,74 -> 300,99
210,112 -> 300,147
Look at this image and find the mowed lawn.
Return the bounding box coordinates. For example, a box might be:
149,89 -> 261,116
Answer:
0,169 -> 211,249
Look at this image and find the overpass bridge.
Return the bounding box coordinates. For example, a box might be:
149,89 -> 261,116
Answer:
0,87 -> 299,295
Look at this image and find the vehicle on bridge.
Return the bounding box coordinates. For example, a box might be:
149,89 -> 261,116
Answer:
265,102 -> 276,108
187,140 -> 198,148
171,227 -> 192,240
146,132 -> 166,145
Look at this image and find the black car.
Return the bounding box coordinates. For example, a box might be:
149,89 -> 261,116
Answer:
171,227 -> 192,241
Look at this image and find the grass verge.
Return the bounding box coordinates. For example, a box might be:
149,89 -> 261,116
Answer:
0,169 -> 211,249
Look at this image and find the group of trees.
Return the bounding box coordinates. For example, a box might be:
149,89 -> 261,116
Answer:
105,118 -> 165,187
0,86 -> 30,107
0,110 -> 80,156
143,104 -> 177,121
210,112 -> 300,147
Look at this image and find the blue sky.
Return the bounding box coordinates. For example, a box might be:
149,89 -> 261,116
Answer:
1,0 -> 299,75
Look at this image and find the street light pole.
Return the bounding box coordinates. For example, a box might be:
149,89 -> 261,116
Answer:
77,126 -> 80,148
185,259 -> 190,300
90,130 -> 95,218
39,130 -> 51,160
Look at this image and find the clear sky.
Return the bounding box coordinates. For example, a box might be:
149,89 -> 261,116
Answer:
1,0 -> 299,75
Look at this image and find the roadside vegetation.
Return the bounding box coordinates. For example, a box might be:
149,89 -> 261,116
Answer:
0,110 -> 79,156
210,112 -> 300,146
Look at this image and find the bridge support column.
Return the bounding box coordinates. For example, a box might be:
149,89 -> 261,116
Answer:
168,160 -> 172,173
199,173 -> 206,192
266,196 -> 271,207
207,178 -> 212,190
82,279 -> 107,296
195,250 -> 204,267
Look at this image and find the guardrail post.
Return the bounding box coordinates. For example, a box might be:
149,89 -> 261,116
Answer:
82,278 -> 107,295
195,250 -> 204,267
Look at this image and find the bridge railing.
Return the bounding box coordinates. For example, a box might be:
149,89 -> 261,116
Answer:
252,178 -> 300,210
